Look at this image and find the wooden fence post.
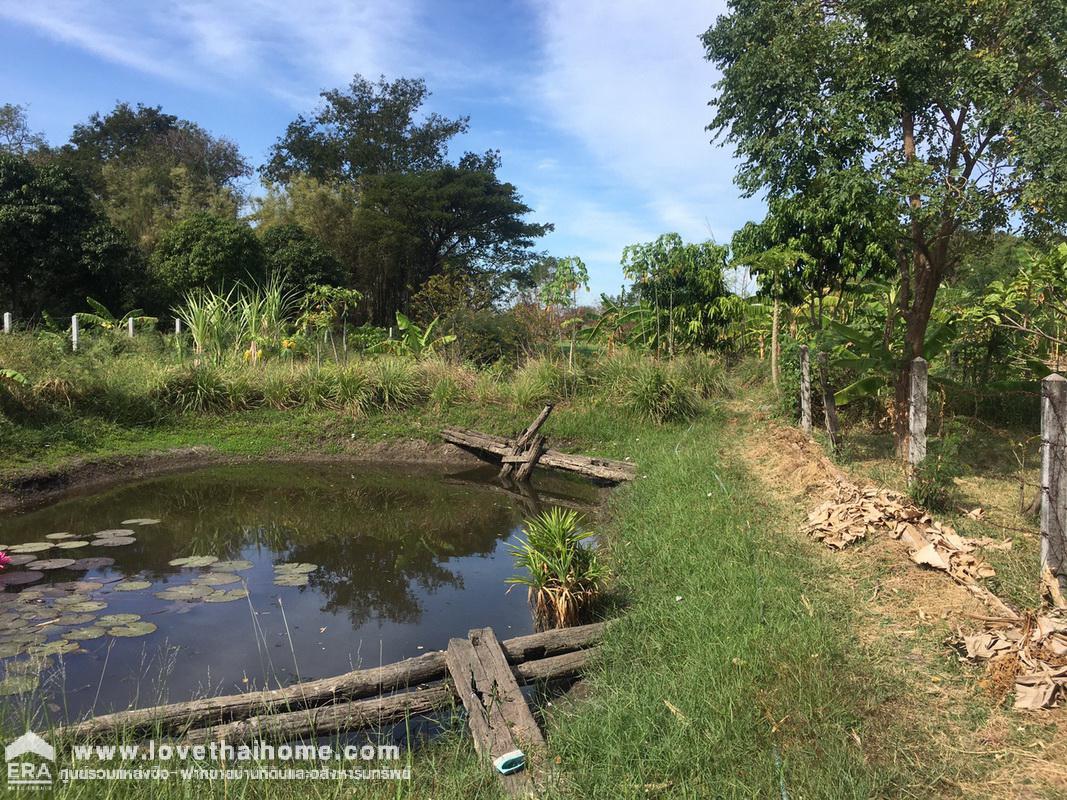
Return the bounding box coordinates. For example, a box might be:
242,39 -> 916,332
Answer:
3,312 -> 10,334
71,314 -> 79,352
127,317 -> 135,338
817,351 -> 841,452
799,345 -> 812,435
1041,373 -> 1067,604
908,357 -> 928,478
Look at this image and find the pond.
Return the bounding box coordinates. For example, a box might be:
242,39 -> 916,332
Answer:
0,461 -> 596,723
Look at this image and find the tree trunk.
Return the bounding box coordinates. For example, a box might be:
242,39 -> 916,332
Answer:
771,298 -> 781,394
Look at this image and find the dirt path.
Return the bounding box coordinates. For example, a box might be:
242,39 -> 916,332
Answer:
725,401 -> 1067,798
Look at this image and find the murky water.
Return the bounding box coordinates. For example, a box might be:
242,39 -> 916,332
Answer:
0,462 -> 595,723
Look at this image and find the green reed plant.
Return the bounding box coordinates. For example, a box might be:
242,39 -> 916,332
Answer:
507,508 -> 603,629
371,357 -> 424,409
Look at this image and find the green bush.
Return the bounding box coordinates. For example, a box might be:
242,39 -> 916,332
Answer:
622,362 -> 699,424
907,422 -> 964,510
152,365 -> 231,413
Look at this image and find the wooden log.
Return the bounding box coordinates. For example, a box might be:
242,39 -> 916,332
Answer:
500,405 -> 553,480
446,628 -> 545,796
58,621 -> 608,740
442,428 -> 635,483
800,345 -> 812,435
908,356 -> 928,479
817,351 -> 841,453
515,435 -> 546,482
181,684 -> 454,746
1042,373 -> 1067,605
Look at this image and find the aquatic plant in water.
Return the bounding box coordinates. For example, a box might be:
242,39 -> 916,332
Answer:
507,508 -> 603,629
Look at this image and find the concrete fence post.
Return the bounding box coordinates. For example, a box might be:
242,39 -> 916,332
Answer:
3,312 -> 10,334
175,318 -> 182,336
799,345 -> 812,435
71,314 -> 79,352
127,317 -> 135,338
1041,373 -> 1067,603
908,357 -> 928,479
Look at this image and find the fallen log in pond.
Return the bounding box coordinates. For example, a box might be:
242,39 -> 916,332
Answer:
179,649 -> 593,746
442,428 -> 636,483
58,621 -> 608,740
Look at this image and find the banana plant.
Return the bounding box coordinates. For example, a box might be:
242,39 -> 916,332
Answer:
78,297 -> 158,333
376,312 -> 456,358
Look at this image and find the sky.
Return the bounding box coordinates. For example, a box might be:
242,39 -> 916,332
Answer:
0,0 -> 764,298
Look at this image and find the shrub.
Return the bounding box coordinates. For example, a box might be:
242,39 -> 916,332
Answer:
370,357 -> 423,410
153,365 -> 231,413
507,508 -> 603,629
907,421 -> 964,510
622,363 -> 698,423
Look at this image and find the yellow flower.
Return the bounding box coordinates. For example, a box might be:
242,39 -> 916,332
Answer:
242,349 -> 252,362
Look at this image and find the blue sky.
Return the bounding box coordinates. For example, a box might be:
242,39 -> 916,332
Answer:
0,0 -> 764,298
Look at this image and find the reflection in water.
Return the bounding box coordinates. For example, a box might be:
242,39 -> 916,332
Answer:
0,462 -> 595,723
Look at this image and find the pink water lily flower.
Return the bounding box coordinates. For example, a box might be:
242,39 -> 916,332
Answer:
0,552 -> 10,570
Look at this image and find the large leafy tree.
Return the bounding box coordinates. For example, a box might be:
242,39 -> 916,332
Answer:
259,223 -> 347,294
0,153 -> 140,317
57,103 -> 250,250
0,103 -> 47,156
704,0 -> 1067,441
148,213 -> 264,308
263,76 -> 468,183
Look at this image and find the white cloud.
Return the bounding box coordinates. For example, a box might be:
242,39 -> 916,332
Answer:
532,0 -> 763,247
0,0 -> 421,104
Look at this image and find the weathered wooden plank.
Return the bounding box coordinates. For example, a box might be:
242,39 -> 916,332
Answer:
470,627 -> 545,750
500,404 -> 553,480
59,621 -> 608,740
442,427 -> 635,482
817,351 -> 841,452
447,634 -> 534,797
1042,373 -> 1067,605
515,435 -> 546,482
181,684 -> 453,745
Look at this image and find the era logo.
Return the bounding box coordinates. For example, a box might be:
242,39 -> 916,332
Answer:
6,731 -> 54,787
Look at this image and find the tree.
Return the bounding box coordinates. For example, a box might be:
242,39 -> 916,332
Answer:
259,223 -> 347,294
352,151 -> 551,323
148,213 -> 264,308
540,256 -> 589,367
621,233 -> 742,353
0,153 -> 140,317
704,0 -> 1067,443
263,75 -> 469,183
57,103 -> 250,250
0,103 -> 47,155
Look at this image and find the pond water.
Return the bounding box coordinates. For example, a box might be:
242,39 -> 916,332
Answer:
0,462 -> 596,723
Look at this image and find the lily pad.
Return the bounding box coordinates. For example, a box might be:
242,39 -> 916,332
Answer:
0,571 -> 44,587
54,540 -> 91,550
45,532 -> 75,540
59,601 -> 107,613
211,560 -> 254,572
107,622 -> 157,638
3,658 -> 51,676
168,556 -> 218,568
94,537 -> 136,547
5,555 -> 38,567
96,614 -> 140,626
203,589 -> 248,603
155,585 -> 213,601
67,627 -> 106,641
25,559 -> 77,571
93,529 -> 135,538
274,562 -> 318,574
193,573 -> 241,586
273,574 -> 310,588
69,558 -> 115,571
0,674 -> 38,695
28,640 -> 78,657
113,580 -> 151,592
0,642 -> 26,658
52,614 -> 97,627
7,542 -> 53,554
54,581 -> 103,593
121,519 -> 160,526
